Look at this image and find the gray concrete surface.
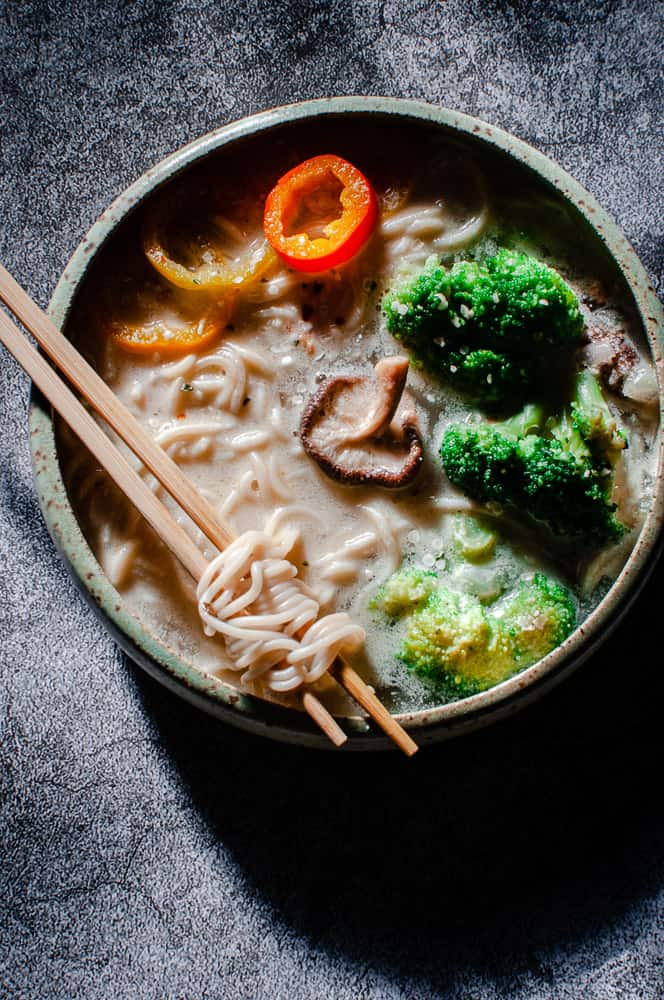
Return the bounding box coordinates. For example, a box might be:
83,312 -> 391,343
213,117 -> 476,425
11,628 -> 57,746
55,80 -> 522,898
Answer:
0,2 -> 663,997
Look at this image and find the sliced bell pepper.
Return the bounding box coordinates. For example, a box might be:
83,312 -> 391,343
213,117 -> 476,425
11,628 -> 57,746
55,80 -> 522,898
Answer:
108,277 -> 235,355
143,200 -> 276,293
263,154 -> 378,272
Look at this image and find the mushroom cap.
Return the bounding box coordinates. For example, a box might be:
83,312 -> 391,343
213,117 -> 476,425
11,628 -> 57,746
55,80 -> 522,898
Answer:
300,356 -> 424,487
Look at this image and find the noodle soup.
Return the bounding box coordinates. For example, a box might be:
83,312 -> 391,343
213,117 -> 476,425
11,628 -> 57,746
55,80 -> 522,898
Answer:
56,117 -> 660,716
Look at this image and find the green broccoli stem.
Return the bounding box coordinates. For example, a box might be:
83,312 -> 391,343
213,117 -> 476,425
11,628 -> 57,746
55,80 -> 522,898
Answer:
498,403 -> 545,440
546,410 -> 592,466
571,370 -> 627,466
575,369 -> 610,419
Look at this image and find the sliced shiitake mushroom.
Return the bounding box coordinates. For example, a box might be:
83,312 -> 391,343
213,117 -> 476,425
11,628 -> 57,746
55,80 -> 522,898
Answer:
300,356 -> 423,487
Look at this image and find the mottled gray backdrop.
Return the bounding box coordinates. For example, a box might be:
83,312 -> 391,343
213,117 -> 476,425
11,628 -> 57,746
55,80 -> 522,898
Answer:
1,2 -> 663,998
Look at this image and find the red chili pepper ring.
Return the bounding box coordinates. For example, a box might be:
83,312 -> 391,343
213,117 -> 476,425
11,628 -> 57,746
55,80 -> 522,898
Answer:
263,154 -> 378,273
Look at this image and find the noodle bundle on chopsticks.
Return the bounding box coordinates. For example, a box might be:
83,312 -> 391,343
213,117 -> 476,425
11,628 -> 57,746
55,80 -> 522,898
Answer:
197,526 -> 366,693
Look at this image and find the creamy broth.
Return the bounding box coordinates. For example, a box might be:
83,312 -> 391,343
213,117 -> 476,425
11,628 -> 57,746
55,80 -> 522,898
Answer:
57,125 -> 660,713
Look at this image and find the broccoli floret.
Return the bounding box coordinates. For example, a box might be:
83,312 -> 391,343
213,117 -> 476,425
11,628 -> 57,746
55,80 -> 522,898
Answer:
370,566 -> 438,617
481,250 -> 583,349
489,573 -> 576,672
570,370 -> 627,467
546,409 -> 592,466
384,250 -> 584,407
400,587 -> 490,691
440,391 -> 626,546
375,569 -> 576,697
446,348 -> 521,407
440,422 -> 523,505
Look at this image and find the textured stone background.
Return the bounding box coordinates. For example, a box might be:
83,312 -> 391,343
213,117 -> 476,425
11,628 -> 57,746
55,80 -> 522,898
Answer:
1,2 -> 663,998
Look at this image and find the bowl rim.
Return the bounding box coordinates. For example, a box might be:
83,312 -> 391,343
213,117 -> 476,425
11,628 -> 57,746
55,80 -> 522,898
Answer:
29,95 -> 664,749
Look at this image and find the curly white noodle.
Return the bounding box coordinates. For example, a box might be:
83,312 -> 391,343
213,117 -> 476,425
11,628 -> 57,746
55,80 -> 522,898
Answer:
197,528 -> 365,692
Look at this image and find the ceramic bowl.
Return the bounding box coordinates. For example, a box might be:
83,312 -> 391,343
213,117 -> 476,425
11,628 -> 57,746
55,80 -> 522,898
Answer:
30,97 -> 664,749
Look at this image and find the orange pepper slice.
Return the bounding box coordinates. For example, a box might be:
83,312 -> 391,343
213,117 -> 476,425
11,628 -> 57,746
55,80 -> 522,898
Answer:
108,277 -> 234,355
143,199 -> 276,293
263,154 -> 378,272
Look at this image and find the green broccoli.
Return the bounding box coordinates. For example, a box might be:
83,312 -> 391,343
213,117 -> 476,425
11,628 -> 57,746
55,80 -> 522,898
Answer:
451,515 -> 497,562
369,566 -> 438,617
570,370 -> 627,467
372,569 -> 576,697
384,249 -> 584,407
440,376 -> 626,546
489,574 -> 576,676
399,586 -> 490,690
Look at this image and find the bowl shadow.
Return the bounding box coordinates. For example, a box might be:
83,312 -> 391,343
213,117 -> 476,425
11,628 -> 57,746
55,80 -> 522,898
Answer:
133,556 -> 663,990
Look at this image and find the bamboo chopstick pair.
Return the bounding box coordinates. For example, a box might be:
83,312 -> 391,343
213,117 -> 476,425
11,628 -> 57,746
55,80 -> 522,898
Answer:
0,264 -> 418,756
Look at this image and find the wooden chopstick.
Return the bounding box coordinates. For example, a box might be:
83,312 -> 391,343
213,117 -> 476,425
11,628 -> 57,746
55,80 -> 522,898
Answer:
0,302 -> 347,748
0,266 -> 235,553
0,266 -> 418,756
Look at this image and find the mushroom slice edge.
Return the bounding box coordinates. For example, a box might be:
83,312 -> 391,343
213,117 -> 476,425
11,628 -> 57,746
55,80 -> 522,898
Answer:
300,356 -> 424,487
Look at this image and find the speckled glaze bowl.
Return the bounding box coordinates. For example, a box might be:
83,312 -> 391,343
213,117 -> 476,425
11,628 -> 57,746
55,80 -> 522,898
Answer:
30,97 -> 664,749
